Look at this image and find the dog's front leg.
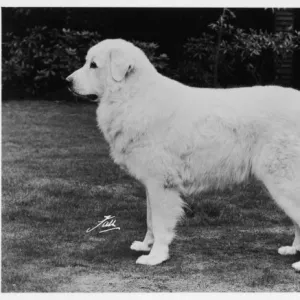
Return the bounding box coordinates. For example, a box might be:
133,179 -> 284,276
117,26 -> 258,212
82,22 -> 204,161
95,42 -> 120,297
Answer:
278,222 -> 300,256
135,182 -> 184,265
131,189 -> 154,251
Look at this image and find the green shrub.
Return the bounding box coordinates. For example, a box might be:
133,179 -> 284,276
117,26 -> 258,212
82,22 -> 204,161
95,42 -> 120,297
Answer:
131,40 -> 169,73
2,27 -> 169,98
3,27 -> 102,96
181,13 -> 300,87
180,34 -> 216,87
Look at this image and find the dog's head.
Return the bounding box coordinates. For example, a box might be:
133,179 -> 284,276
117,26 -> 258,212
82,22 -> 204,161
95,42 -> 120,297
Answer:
66,39 -> 155,102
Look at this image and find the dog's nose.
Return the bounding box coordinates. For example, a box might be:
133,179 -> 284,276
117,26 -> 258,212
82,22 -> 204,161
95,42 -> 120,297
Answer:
65,76 -> 73,87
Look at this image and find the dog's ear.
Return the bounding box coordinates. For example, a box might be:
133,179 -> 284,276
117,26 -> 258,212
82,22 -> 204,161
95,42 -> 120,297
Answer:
110,48 -> 134,82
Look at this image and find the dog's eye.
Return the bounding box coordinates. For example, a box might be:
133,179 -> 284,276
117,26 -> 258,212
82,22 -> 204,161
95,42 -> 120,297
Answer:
90,61 -> 97,69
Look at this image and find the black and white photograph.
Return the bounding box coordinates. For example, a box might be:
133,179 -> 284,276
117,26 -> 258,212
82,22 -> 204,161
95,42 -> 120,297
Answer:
2,2 -> 300,293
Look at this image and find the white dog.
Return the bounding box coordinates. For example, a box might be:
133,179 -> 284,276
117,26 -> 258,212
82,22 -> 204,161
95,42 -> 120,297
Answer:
67,39 -> 300,270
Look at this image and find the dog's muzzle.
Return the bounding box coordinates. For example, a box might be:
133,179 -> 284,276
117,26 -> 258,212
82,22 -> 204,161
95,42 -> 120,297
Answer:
68,88 -> 98,102
66,76 -> 98,102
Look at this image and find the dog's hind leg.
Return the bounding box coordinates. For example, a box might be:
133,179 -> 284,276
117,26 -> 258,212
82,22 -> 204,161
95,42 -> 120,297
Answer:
255,146 -> 300,271
135,181 -> 184,265
131,189 -> 154,252
265,187 -> 300,271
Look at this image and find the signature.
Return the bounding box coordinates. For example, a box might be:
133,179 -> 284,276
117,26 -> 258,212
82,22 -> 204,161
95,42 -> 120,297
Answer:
86,215 -> 120,233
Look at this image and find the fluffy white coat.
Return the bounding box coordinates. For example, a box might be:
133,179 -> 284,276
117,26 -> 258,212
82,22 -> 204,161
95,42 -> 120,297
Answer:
67,39 -> 300,270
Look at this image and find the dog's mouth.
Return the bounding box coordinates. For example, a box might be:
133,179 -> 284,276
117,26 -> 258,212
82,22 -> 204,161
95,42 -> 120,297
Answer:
68,88 -> 98,102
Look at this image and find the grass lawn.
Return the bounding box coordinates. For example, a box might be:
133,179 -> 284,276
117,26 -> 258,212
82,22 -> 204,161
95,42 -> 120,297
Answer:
2,100 -> 300,292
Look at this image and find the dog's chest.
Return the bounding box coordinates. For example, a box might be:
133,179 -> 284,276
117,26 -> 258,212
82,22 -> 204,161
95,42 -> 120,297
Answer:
96,102 -> 144,165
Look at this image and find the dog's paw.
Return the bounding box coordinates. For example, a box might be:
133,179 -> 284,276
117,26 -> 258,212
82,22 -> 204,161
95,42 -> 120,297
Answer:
130,241 -> 151,252
136,253 -> 169,265
292,261 -> 300,272
278,246 -> 297,256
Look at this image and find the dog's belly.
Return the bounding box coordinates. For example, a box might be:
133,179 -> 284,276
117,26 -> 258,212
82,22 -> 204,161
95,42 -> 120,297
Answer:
110,130 -> 255,196
180,159 -> 251,195
170,143 -> 253,195
106,113 -> 260,195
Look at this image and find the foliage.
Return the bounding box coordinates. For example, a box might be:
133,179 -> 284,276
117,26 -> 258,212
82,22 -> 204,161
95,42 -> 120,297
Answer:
2,27 -> 169,97
181,34 -> 216,86
181,10 -> 300,87
131,40 -> 169,73
3,11 -> 300,96
2,26 -> 102,96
